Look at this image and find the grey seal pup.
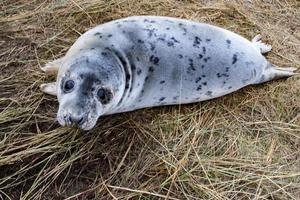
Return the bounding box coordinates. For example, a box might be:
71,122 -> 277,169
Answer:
40,16 -> 297,130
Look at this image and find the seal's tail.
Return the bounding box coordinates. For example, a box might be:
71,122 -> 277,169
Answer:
255,62 -> 298,84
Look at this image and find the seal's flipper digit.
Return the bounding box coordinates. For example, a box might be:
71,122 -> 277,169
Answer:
251,34 -> 272,54
40,82 -> 57,96
256,63 -> 298,84
41,58 -> 63,75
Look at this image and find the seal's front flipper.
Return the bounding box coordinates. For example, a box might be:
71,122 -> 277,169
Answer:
255,62 -> 298,84
40,82 -> 57,96
251,34 -> 272,54
41,58 -> 64,75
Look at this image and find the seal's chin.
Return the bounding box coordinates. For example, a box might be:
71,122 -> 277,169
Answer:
79,115 -> 98,130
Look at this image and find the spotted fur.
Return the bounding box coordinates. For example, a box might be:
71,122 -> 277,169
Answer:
42,16 -> 297,130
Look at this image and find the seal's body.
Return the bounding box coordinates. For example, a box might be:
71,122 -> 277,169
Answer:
40,16 -> 297,130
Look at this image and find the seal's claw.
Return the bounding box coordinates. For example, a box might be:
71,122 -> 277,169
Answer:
252,34 -> 272,54
40,82 -> 57,96
40,58 -> 63,75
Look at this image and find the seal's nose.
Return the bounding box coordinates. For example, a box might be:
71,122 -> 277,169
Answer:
69,114 -> 85,126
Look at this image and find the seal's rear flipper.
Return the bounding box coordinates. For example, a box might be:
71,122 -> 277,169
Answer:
41,58 -> 64,75
252,34 -> 272,54
255,62 -> 298,84
40,82 -> 57,96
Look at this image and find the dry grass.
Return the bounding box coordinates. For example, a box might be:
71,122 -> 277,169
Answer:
0,0 -> 300,199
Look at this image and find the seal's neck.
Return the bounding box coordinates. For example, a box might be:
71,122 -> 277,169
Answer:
104,48 -> 133,115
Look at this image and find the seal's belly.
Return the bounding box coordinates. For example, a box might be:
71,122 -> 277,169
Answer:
67,16 -> 266,112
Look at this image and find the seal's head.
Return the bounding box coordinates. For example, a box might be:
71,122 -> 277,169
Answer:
56,49 -> 125,130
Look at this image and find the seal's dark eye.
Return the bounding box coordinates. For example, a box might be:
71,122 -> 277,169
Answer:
64,80 -> 75,92
97,88 -> 112,104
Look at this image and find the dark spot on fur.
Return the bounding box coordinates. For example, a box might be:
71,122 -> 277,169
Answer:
94,32 -> 101,36
195,77 -> 202,83
178,54 -> 183,59
203,57 -> 211,62
173,96 -> 179,100
170,37 -> 180,43
202,82 -> 207,86
223,81 -> 226,84
91,48 -> 95,50
107,34 -> 112,38
217,73 -> 229,78
136,57 -> 140,61
201,65 -> 205,68
225,67 -> 230,72
197,85 -> 202,91
145,76 -> 149,81
149,66 -> 154,72
242,79 -> 249,84
187,58 -> 196,73
158,37 -> 165,42
232,54 -> 238,64
138,39 -> 144,43
193,36 -> 202,48
137,68 -> 142,75
148,42 -> 156,51
160,80 -> 165,84
202,75 -> 206,78
150,55 -> 159,65
202,47 -> 206,54
226,40 -> 231,48
206,91 -> 213,96
144,19 -> 156,23
167,41 -> 174,47
206,38 -> 211,42
166,27 -> 170,30
132,64 -> 136,71
101,52 -> 108,56
198,54 -> 203,59
159,97 -> 165,102
144,28 -> 156,38
228,86 -> 232,89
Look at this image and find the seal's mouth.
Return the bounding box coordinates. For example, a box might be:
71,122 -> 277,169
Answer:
57,111 -> 98,131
